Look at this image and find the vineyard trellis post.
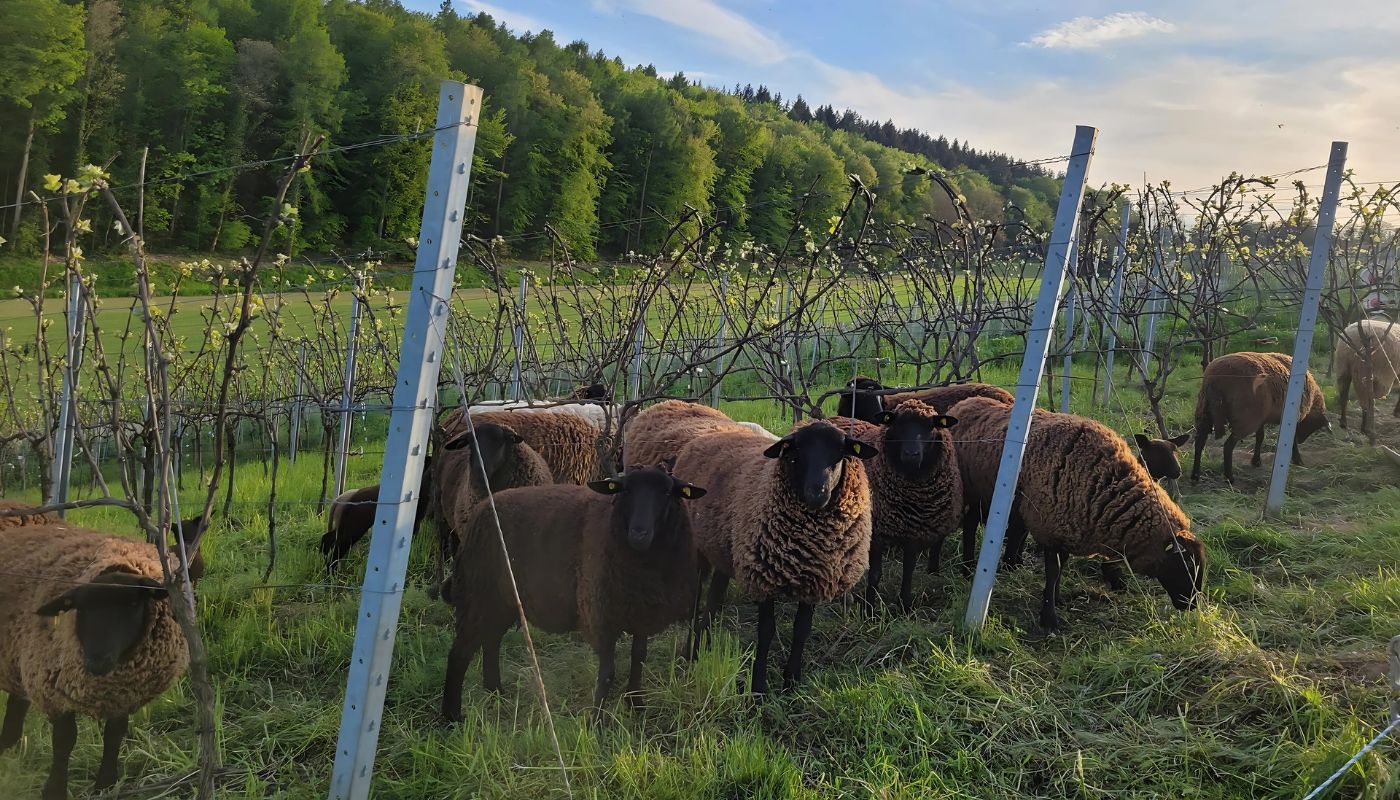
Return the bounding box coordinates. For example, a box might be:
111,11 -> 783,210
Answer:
329,79 -> 482,800
48,272 -> 88,516
630,312 -> 645,401
1265,141 -> 1348,516
965,124 -> 1097,631
712,274 -> 728,406
1101,203 -> 1130,407
1060,236 -> 1079,412
289,338 -> 307,462
510,273 -> 525,401
333,273 -> 365,500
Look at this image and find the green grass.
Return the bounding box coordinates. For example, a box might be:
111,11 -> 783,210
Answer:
0,307 -> 1396,799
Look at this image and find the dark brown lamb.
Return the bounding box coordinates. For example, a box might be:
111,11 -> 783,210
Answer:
950,396 -> 1206,633
835,376 -> 1012,422
1190,351 -> 1329,484
440,464 -> 704,719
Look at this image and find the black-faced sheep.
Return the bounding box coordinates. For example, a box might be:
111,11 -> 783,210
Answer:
677,421 -> 876,694
441,464 -> 705,719
1134,432 -> 1192,481
950,396 -> 1206,633
622,399 -> 776,470
0,524 -> 188,800
816,401 -> 962,610
464,410 -> 608,486
320,473 -> 432,570
835,376 -> 1012,422
1190,351 -> 1330,484
1335,318 -> 1400,441
434,421 -> 553,562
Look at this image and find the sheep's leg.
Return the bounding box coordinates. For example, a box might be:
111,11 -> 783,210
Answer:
41,712 -> 77,800
865,539 -> 886,610
899,541 -> 920,611
1338,373 -> 1351,429
0,694 -> 28,751
1250,428 -> 1264,467
693,571 -> 729,657
1191,426 -> 1209,483
93,714 -> 128,791
1292,435 -> 1306,465
926,538 -> 942,574
481,630 -> 504,694
442,630 -> 480,722
686,567 -> 708,661
625,635 -> 648,700
1221,434 -> 1239,484
1363,400 -> 1375,442
781,602 -> 815,691
1040,549 -> 1066,634
1002,512 -> 1028,571
591,635 -> 618,714
958,504 -> 981,577
1392,392 -> 1400,418
751,599 -> 776,696
1100,560 -> 1127,592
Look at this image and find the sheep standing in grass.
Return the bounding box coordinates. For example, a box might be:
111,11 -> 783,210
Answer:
1335,318 -> 1400,441
458,410 -> 607,485
1190,352 -> 1329,484
678,421 -> 876,694
817,400 -> 962,610
950,396 -> 1205,633
0,524 -> 188,800
434,420 -> 553,562
441,464 -> 705,719
623,399 -> 775,469
835,376 -> 1011,422
320,473 -> 432,570
1134,433 -> 1192,481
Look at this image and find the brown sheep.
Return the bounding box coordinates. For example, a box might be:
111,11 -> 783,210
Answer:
1335,318 -> 1400,441
0,502 -> 56,529
1134,433 -> 1192,481
0,524 -> 189,800
1190,352 -> 1329,484
950,396 -> 1206,633
460,409 -> 605,486
434,420 -> 553,560
440,464 -> 705,719
622,399 -> 750,469
817,400 -> 962,610
320,473 -> 432,570
835,376 -> 1012,422
677,421 -> 876,694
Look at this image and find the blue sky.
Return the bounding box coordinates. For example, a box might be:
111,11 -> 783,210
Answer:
407,0 -> 1400,188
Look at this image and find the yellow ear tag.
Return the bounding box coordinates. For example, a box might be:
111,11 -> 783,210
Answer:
607,481 -> 618,491
681,486 -> 693,498
851,442 -> 862,455
1164,541 -> 1178,553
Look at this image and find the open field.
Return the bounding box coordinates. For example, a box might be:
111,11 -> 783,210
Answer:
0,308 -> 1396,799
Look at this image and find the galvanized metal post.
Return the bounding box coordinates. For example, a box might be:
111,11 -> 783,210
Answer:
510,274 -> 526,401
1101,204 -> 1130,407
1142,226 -> 1168,366
630,316 -> 645,402
712,275 -> 728,406
964,125 -> 1097,631
1265,141 -> 1348,516
1060,237 -> 1079,413
332,277 -> 364,500
49,272 -> 88,515
289,339 -> 307,463
329,80 -> 481,800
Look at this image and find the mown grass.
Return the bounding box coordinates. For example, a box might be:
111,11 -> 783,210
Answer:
0,316 -> 1397,799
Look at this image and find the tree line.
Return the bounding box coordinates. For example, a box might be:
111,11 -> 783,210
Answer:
0,0 -> 1063,261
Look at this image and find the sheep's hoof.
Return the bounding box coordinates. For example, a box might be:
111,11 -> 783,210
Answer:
93,767 -> 120,792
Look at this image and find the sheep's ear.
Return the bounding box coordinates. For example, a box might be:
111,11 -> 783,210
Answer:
933,415 -> 958,429
875,411 -> 895,425
36,590 -> 77,617
762,437 -> 792,458
587,477 -> 625,495
674,482 -> 706,500
1134,434 -> 1152,450
443,432 -> 473,451
1169,432 -> 1191,447
845,438 -> 878,459
504,430 -> 524,444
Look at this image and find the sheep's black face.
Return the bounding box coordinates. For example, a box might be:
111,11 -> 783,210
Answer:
1135,433 -> 1190,481
1156,534 -> 1206,611
36,571 -> 168,676
589,465 -> 705,552
876,408 -> 956,477
444,421 -> 523,487
764,423 -> 877,510
1298,411 -> 1331,443
838,376 -> 886,423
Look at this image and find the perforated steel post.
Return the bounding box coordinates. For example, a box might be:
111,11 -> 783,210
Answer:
329,80 -> 481,800
1265,141 -> 1348,515
49,272 -> 88,516
964,125 -> 1097,631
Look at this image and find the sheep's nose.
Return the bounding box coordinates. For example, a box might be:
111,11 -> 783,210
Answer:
900,445 -> 923,467
84,655 -> 118,676
802,485 -> 831,508
627,527 -> 654,550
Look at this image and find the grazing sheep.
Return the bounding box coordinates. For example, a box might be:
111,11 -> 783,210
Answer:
1335,318 -> 1400,440
1190,352 -> 1330,484
678,421 -> 876,694
441,464 -> 705,719
0,524 -> 189,800
1134,433 -> 1192,481
835,376 -> 1012,422
950,396 -> 1206,633
320,473 -> 432,569
169,516 -> 209,585
818,400 -> 962,610
623,399 -> 754,469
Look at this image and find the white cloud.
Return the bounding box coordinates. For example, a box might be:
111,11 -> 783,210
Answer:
609,0 -> 790,65
458,0 -> 545,34
1027,12 -> 1175,49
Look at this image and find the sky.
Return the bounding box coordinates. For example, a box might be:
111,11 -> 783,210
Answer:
409,0 -> 1400,189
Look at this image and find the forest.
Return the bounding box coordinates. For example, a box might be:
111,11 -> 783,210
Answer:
0,0 -> 1063,260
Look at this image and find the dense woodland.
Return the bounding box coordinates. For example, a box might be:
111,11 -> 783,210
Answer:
0,0 -> 1063,260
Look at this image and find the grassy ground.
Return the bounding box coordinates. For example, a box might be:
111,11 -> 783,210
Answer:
0,326 -> 1397,798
